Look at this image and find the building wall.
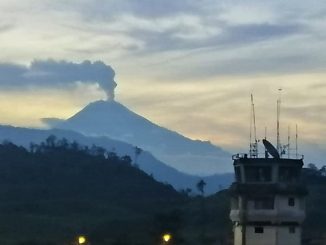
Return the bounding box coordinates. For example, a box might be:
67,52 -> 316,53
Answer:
276,226 -> 301,245
276,196 -> 300,212
233,225 -> 301,245
275,195 -> 305,222
231,195 -> 305,223
246,226 -> 277,245
234,226 -> 243,245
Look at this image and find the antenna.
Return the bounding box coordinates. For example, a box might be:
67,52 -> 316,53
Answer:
264,127 -> 268,158
276,88 -> 282,154
252,94 -> 257,144
249,94 -> 258,157
288,125 -> 291,159
263,139 -> 280,159
249,95 -> 252,155
296,124 -> 298,159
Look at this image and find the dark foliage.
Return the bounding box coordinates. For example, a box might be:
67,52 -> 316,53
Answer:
0,138 -> 326,245
301,164 -> 326,244
0,137 -> 183,245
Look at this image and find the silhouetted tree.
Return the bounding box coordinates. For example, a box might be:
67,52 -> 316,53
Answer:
57,137 -> 69,149
45,135 -> 57,148
180,188 -> 192,197
29,142 -> 37,153
319,166 -> 326,176
308,163 -> 318,172
70,141 -> 80,151
95,146 -> 106,156
196,179 -> 208,244
196,179 -> 206,196
121,155 -> 132,165
134,146 -> 142,166
107,151 -> 119,162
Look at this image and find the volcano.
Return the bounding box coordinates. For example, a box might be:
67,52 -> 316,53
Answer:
50,100 -> 231,175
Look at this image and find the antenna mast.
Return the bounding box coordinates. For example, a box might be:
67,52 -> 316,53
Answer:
296,124 -> 298,159
264,127 -> 267,140
277,89 -> 282,154
264,126 -> 268,158
288,125 -> 291,158
249,95 -> 252,155
249,94 -> 258,157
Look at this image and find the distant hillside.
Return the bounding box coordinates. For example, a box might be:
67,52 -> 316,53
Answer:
0,142 -> 324,245
0,140 -> 184,245
0,125 -> 233,195
47,100 -> 231,175
0,140 -> 232,245
301,166 -> 326,244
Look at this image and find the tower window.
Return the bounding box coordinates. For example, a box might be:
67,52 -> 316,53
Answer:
279,167 -> 300,182
235,166 -> 242,182
245,166 -> 272,182
254,197 -> 274,209
288,198 -> 295,206
289,227 -> 296,233
255,227 -> 264,233
231,197 -> 239,209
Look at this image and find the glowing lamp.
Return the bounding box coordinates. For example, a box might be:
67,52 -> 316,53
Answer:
78,236 -> 86,244
163,233 -> 171,242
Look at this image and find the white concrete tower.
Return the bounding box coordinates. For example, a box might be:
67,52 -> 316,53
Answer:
229,140 -> 307,245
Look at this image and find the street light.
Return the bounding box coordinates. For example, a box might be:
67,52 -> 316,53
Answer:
162,233 -> 171,243
78,235 -> 86,244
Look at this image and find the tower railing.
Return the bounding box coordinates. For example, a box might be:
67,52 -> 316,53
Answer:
232,153 -> 304,160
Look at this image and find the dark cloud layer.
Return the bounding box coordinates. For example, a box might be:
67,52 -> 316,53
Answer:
47,0 -> 320,80
0,60 -> 117,100
62,0 -> 199,20
125,22 -> 303,55
221,23 -> 302,45
121,0 -> 197,17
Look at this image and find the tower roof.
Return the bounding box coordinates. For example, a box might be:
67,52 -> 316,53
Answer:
233,156 -> 304,167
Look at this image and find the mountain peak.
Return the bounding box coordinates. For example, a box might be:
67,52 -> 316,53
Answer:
83,99 -> 127,111
66,99 -> 152,127
54,100 -> 230,175
77,99 -> 145,118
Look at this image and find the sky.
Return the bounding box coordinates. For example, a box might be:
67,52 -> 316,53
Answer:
0,0 -> 326,165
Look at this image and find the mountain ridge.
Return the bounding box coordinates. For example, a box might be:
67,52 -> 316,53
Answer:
0,125 -> 233,194
51,100 -> 231,175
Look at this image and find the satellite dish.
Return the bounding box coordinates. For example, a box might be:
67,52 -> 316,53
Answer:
262,139 -> 280,159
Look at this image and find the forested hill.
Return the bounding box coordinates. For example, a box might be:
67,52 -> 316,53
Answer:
302,165 -> 326,244
0,139 -> 181,203
1,139 -> 326,245
0,139 -> 184,245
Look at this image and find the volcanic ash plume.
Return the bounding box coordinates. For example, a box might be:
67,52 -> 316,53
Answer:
0,59 -> 117,100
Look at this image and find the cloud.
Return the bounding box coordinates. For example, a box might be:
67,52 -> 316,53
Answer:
44,1 -> 304,55
284,105 -> 326,126
0,59 -> 117,100
115,0 -> 198,18
0,23 -> 13,33
126,22 -> 302,55
0,0 -> 324,79
54,0 -> 199,20
41,117 -> 65,128
221,23 -> 302,44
